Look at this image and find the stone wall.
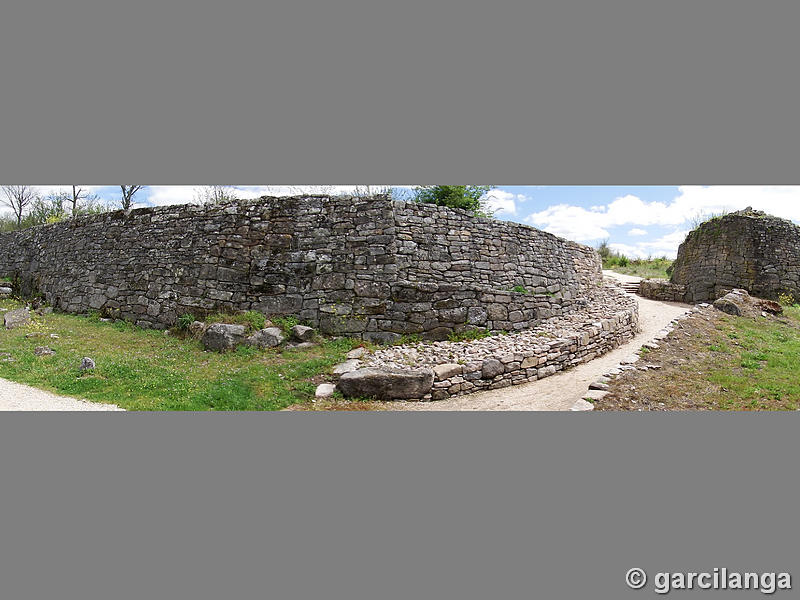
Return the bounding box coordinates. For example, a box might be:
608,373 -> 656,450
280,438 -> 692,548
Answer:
637,280 -> 686,303
365,283 -> 640,400
0,195 -> 603,341
639,208 -> 800,304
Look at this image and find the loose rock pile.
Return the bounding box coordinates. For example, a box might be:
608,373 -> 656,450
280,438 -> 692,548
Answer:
200,321 -> 316,352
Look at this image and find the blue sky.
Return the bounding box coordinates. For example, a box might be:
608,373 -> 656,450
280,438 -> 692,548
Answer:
15,185 -> 800,258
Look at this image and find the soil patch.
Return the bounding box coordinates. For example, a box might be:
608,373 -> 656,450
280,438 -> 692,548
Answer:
594,304 -> 800,411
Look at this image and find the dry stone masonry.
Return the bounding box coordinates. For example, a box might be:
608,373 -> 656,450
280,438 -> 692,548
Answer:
360,282 -> 639,401
639,208 -> 800,304
0,194 -> 644,401
0,195 -> 607,341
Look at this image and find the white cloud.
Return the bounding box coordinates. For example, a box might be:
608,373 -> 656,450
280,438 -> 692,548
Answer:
628,228 -> 648,236
525,186 -> 800,250
143,185 -> 398,207
482,189 -> 524,215
525,203 -> 611,242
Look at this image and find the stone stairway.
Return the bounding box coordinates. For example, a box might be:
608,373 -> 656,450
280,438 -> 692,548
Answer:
619,280 -> 641,295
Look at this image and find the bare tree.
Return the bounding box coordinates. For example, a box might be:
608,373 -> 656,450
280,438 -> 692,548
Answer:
69,186 -> 104,217
1,185 -> 39,228
119,185 -> 145,210
352,185 -> 393,199
193,185 -> 239,205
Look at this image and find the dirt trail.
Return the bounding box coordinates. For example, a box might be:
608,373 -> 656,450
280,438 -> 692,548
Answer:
0,378 -> 123,411
385,272 -> 692,411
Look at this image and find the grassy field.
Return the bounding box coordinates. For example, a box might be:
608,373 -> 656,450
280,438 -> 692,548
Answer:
597,304 -> 800,410
707,307 -> 800,409
602,256 -> 673,279
0,298 -> 366,411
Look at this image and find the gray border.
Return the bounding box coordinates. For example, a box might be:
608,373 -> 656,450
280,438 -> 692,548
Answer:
1,1 -> 800,183
1,414 -> 798,600
2,1 -> 800,599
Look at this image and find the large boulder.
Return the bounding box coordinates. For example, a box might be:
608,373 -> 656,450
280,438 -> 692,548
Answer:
337,367 -> 434,400
4,308 -> 31,330
246,327 -> 285,348
713,289 -> 750,316
202,323 -> 248,351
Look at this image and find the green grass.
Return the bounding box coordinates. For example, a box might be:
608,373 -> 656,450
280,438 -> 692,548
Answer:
706,306 -> 800,409
205,309 -> 267,332
602,256 -> 673,279
0,300 -> 357,410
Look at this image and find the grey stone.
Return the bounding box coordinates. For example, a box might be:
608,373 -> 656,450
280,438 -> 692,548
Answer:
80,357 -> 96,371
588,381 -> 609,391
0,286 -> 12,296
4,308 -> 30,330
246,327 -> 285,348
346,347 -> 366,360
713,295 -> 743,316
337,367 -> 434,400
34,346 -> 55,356
481,358 -> 505,379
202,323 -> 248,351
315,383 -> 336,399
290,324 -> 314,342
467,306 -> 488,326
188,321 -> 207,336
286,341 -> 316,349
332,359 -> 362,376
433,363 -> 463,381
570,399 -> 595,411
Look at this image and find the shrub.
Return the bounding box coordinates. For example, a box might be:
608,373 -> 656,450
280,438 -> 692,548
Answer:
206,310 -> 267,332
511,285 -> 528,294
448,329 -> 494,342
271,315 -> 300,336
778,292 -> 795,307
177,313 -> 195,331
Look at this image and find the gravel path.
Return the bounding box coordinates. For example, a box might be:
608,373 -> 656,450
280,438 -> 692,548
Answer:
384,272 -> 692,411
0,378 -> 123,411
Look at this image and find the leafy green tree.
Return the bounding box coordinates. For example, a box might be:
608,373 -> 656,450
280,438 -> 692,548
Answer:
412,185 -> 493,216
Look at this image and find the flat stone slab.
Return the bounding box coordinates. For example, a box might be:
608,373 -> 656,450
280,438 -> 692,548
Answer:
4,308 -> 31,330
332,359 -> 362,376
588,381 -> 609,391
346,347 -> 366,360
584,389 -> 610,401
337,367 -> 434,400
571,399 -> 595,411
433,363 -> 463,381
